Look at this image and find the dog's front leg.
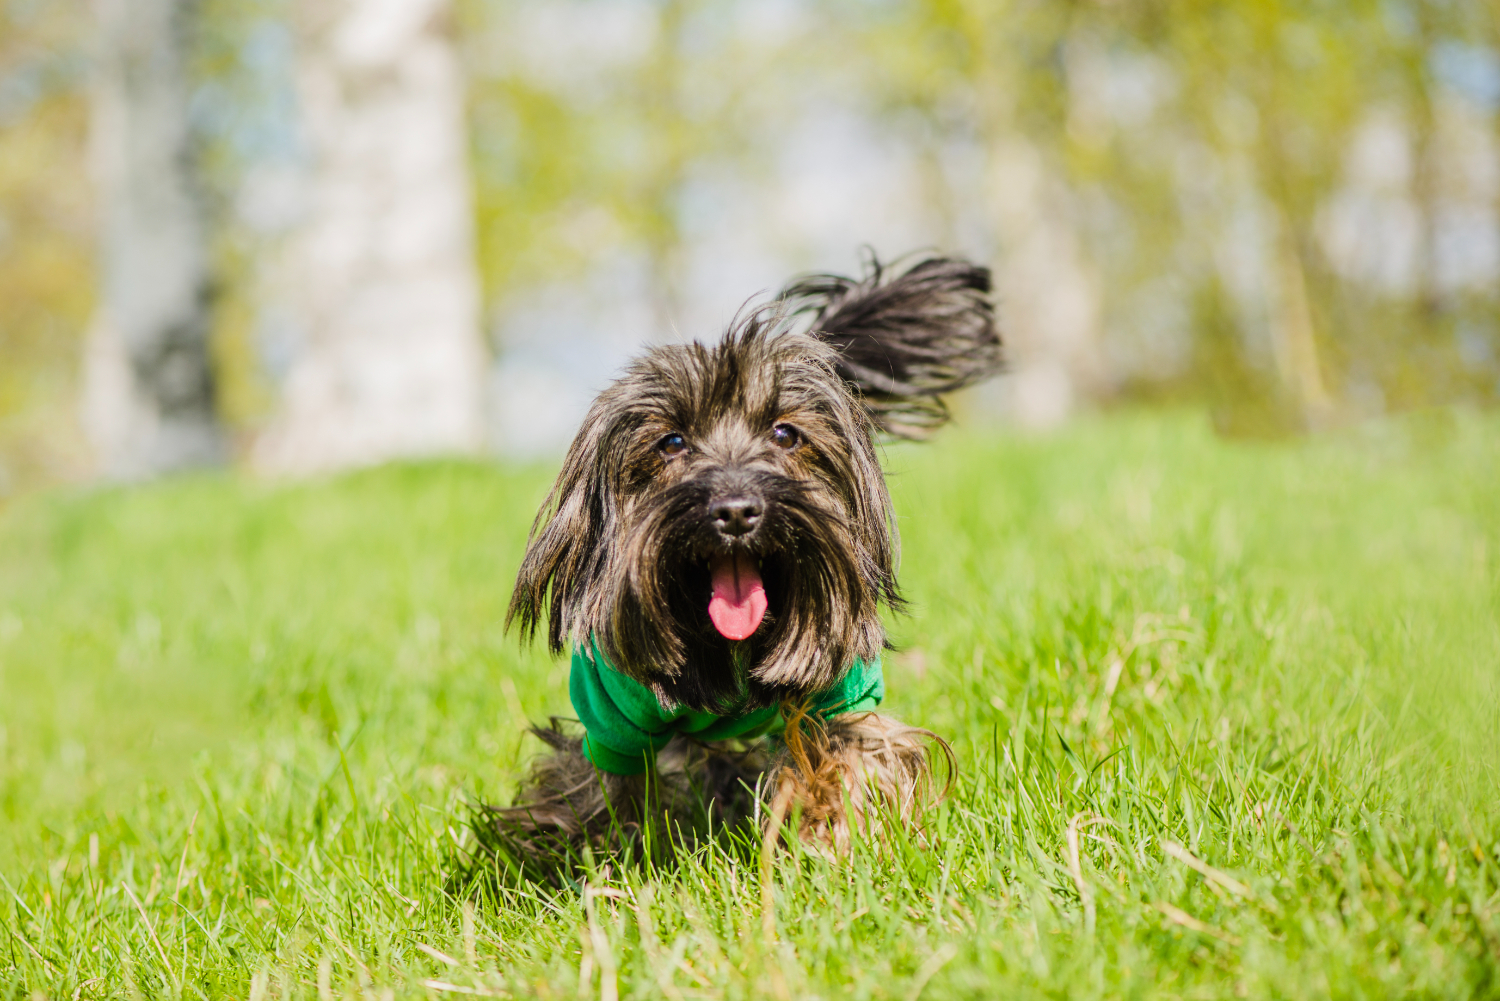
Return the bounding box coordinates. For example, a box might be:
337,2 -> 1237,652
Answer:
486,723 -> 652,857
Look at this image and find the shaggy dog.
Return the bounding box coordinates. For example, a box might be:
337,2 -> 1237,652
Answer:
481,254 -> 1000,865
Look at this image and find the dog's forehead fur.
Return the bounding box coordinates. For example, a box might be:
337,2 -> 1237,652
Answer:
597,328 -> 862,459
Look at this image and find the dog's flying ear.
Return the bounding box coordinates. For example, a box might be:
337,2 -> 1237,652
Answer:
780,254 -> 1001,439
506,421 -> 607,653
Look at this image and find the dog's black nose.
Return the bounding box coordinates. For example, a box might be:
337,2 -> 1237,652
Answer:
710,497 -> 762,537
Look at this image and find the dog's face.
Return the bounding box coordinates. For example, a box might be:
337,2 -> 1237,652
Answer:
509,256 -> 999,712
512,324 -> 895,711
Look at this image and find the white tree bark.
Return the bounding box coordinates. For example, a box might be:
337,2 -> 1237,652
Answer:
252,0 -> 486,475
82,0 -> 223,479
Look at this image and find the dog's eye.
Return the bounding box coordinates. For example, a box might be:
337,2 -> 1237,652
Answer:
770,424 -> 800,450
658,433 -> 688,457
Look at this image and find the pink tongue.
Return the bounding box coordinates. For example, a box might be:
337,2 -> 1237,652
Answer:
708,553 -> 767,641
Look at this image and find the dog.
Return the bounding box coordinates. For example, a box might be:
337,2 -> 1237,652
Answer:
480,253 -> 1000,867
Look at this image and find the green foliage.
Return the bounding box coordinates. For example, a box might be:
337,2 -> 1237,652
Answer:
0,0 -> 93,491
458,0 -> 785,317
852,0 -> 1500,429
2,413 -> 1497,997
187,0 -> 296,435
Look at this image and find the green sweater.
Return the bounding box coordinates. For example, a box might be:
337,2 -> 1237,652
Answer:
569,641 -> 885,774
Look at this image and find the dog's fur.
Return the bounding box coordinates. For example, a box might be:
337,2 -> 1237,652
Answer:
481,254 -> 998,866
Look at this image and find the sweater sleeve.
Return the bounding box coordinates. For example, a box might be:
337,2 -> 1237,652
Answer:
569,644 -> 676,774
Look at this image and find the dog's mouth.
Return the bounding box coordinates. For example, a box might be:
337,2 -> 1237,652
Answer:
707,552 -> 767,640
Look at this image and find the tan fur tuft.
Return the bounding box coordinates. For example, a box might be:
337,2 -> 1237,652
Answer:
766,710 -> 953,853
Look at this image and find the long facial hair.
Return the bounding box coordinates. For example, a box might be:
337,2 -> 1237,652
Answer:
507,254 -> 1000,713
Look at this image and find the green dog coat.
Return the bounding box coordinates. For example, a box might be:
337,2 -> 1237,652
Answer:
569,640 -> 885,774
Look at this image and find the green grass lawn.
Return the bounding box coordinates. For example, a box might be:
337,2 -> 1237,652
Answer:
1,411 -> 1497,999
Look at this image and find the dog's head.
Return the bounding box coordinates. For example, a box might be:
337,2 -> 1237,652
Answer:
507,255 -> 1000,712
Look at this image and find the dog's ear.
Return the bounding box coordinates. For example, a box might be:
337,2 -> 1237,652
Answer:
506,420 -> 608,653
780,254 -> 1001,439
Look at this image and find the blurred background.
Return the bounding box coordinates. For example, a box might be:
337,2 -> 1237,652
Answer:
0,0 -> 1496,489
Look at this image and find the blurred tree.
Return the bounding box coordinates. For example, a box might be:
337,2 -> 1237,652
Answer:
632,0 -> 688,333
1160,0 -> 1364,430
0,0 -> 93,492
883,0 -> 1109,427
190,0 -> 295,437
843,0 -> 1498,433
461,0 -> 728,323
250,0 -> 486,474
81,0 -> 224,478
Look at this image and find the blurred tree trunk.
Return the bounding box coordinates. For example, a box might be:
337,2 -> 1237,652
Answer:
1251,41 -> 1336,432
82,0 -> 223,479
252,0 -> 485,474
1269,219 -> 1333,427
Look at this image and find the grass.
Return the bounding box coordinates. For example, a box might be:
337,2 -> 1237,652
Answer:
1,409 -> 1498,999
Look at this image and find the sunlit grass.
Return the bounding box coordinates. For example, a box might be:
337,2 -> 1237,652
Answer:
1,410 -> 1497,998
